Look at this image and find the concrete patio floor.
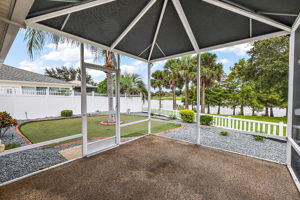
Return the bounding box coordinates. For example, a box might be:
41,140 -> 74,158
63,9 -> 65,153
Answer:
0,135 -> 299,200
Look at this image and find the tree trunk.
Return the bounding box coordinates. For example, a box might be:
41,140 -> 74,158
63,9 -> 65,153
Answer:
207,104 -> 210,114
185,79 -> 189,109
172,85 -> 176,110
233,107 -> 236,115
252,107 -> 255,116
286,106 -> 288,117
217,105 -> 221,114
159,90 -> 162,109
240,105 -> 244,116
107,72 -> 115,122
265,107 -> 269,116
270,107 -> 274,117
201,81 -> 206,113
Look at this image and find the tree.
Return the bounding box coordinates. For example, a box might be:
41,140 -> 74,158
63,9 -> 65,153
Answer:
179,55 -> 195,109
163,59 -> 183,110
151,70 -> 165,109
24,27 -> 118,122
247,36 -> 289,117
120,73 -> 147,101
45,66 -> 95,85
198,53 -> 224,113
98,73 -> 147,101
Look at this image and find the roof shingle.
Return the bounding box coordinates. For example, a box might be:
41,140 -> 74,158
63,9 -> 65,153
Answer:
0,64 -> 70,84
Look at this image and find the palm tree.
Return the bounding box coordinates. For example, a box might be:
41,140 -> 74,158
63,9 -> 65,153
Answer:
24,27 -> 117,122
163,59 -> 182,110
179,55 -> 195,109
120,73 -> 147,101
151,70 -> 164,109
198,53 -> 224,113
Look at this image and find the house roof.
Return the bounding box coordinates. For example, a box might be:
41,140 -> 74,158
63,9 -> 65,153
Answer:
23,0 -> 300,63
68,80 -> 97,88
0,64 -> 70,85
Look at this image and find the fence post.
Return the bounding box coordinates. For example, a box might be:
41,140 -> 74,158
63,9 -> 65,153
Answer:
228,116 -> 231,128
279,122 -> 284,136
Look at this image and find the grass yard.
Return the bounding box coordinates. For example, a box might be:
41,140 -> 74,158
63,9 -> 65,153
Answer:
19,115 -> 180,144
212,114 -> 287,124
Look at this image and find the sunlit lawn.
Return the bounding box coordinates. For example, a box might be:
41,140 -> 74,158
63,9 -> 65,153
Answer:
19,115 -> 180,144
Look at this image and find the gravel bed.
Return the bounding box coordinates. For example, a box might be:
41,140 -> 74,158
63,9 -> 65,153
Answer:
160,124 -> 287,164
0,127 -> 26,145
0,143 -> 83,184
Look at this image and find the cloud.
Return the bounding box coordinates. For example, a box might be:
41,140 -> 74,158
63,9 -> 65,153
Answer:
42,43 -> 94,63
213,43 -> 252,56
218,58 -> 229,65
18,60 -> 46,74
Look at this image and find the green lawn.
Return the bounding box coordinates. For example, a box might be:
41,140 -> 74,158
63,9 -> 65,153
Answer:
19,115 -> 180,144
151,96 -> 183,101
212,114 -> 287,124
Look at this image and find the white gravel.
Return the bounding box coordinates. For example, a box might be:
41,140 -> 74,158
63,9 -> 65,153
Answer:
160,124 -> 286,164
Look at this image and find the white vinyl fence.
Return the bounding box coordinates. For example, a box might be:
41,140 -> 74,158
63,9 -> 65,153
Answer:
143,107 -> 287,139
0,90 -> 144,120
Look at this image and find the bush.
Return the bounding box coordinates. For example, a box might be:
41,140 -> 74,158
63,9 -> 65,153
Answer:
179,109 -> 195,123
61,110 -> 73,117
200,115 -> 213,126
253,135 -> 265,141
169,114 -> 177,120
5,142 -> 21,150
219,131 -> 229,136
0,111 -> 17,139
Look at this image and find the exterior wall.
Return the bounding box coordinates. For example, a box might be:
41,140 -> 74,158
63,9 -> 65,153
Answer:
0,94 -> 144,119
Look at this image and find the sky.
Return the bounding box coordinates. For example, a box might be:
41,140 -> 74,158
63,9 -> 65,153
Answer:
4,29 -> 251,84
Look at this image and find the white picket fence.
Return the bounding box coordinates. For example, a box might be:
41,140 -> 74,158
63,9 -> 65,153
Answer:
142,107 -> 287,139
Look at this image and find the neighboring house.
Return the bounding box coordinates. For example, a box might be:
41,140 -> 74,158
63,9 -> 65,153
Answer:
0,64 -> 72,95
69,80 -> 98,93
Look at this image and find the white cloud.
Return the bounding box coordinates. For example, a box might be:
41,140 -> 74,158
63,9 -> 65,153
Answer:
43,43 -> 93,63
218,58 -> 229,65
18,60 -> 45,74
213,43 -> 252,56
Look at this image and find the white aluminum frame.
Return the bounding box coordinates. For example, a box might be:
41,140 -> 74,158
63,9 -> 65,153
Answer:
196,53 -> 201,145
25,0 -> 115,25
171,0 -> 199,52
148,63 -> 153,135
148,0 -> 168,61
202,0 -> 291,32
287,17 -> 300,192
110,0 -> 157,50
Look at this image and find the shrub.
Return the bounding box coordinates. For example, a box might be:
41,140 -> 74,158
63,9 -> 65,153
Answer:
61,110 -> 73,117
0,112 -> 17,139
219,131 -> 229,136
179,109 -> 195,123
200,115 -> 213,126
169,114 -> 177,120
253,135 -> 265,141
5,142 -> 21,150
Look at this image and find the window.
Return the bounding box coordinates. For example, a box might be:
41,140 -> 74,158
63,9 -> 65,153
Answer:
36,87 -> 47,95
22,86 -> 35,95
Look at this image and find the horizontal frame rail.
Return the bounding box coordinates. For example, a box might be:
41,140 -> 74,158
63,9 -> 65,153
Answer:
120,119 -> 149,127
0,134 -> 82,156
84,62 -> 118,73
151,118 -> 183,125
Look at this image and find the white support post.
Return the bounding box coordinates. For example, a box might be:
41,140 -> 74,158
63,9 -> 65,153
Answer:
80,43 -> 88,157
148,63 -> 152,135
115,54 -> 121,145
287,31 -> 296,166
196,53 -> 201,145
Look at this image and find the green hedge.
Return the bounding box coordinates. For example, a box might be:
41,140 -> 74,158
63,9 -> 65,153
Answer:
61,110 -> 73,117
200,115 -> 213,126
179,109 -> 195,123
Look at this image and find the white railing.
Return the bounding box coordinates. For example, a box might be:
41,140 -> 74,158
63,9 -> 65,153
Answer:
142,107 -> 287,139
